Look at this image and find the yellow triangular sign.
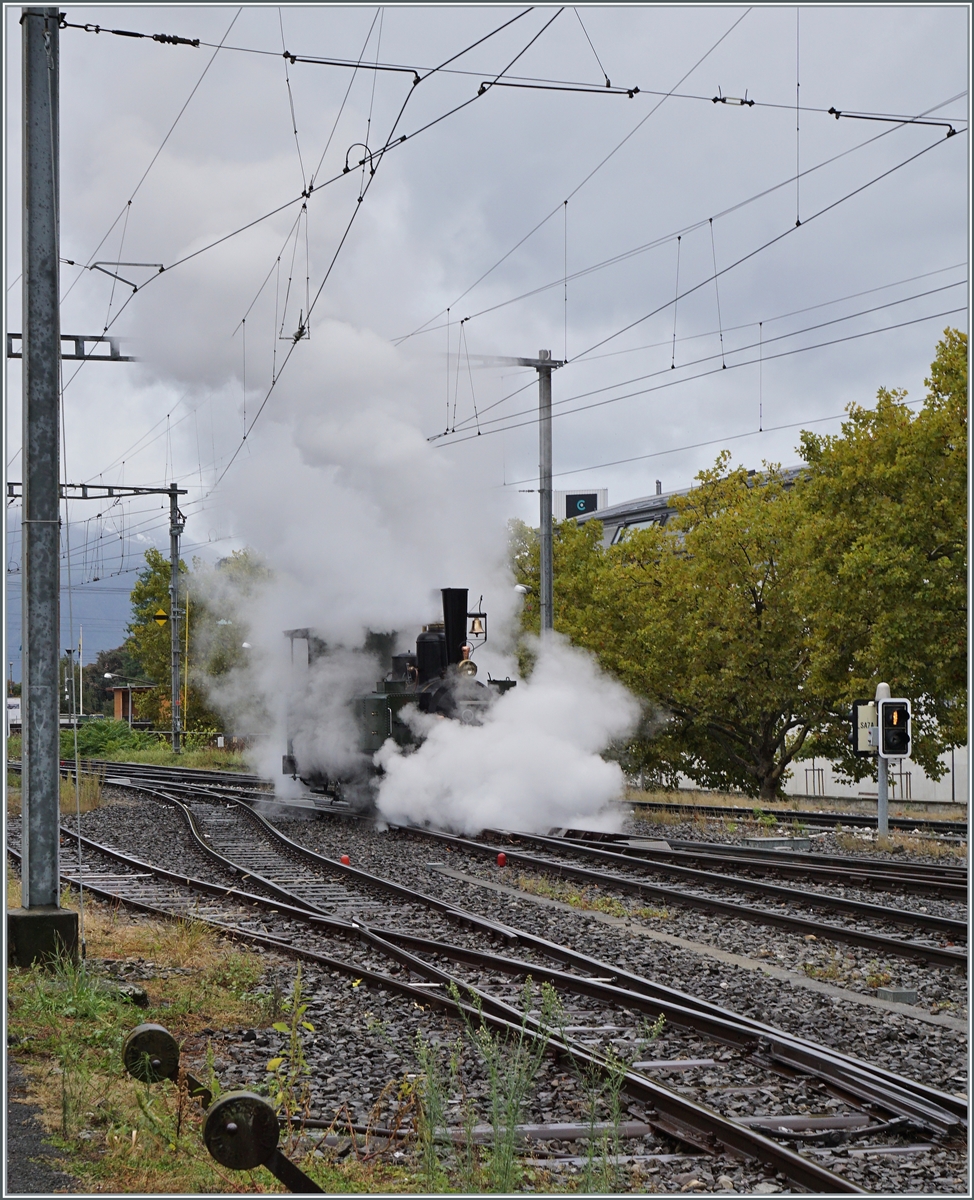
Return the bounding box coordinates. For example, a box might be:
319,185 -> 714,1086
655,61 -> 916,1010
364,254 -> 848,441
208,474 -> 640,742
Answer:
154,609 -> 169,627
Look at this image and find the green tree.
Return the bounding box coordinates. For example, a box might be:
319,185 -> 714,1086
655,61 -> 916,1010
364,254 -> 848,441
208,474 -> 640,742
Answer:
513,461 -> 825,800
126,547 -> 270,732
82,645 -> 146,717
796,328 -> 967,781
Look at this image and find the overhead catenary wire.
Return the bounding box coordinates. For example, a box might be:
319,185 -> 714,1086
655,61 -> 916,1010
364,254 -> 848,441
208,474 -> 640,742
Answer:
573,7 -> 611,87
796,7 -> 801,226
397,6 -> 753,343
212,6 -> 563,488
568,128 -> 965,364
62,6 -> 541,338
443,279 -> 965,436
500,394 -> 931,489
57,9 -> 241,315
709,220 -> 726,368
59,11 -> 968,129
671,236 -> 682,369
278,7 -> 308,194
583,261 -> 965,363
434,306 -> 965,448
393,93 -> 965,344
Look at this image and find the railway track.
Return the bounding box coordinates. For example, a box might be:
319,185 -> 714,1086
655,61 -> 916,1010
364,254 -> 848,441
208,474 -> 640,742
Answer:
629,798 -> 968,837
9,778 -> 969,1194
11,759 -> 968,837
561,831 -> 967,898
399,826 -> 967,969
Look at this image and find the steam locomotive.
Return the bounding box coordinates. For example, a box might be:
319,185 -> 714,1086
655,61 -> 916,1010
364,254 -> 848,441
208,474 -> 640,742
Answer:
282,588 -> 515,799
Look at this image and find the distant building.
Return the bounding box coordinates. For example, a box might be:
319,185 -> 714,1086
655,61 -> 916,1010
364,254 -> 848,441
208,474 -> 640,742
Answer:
108,684 -> 156,725
575,468 -> 805,545
7,696 -> 21,735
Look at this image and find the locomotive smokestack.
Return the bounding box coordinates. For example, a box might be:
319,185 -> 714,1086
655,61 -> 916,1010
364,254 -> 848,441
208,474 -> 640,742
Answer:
441,588 -> 469,666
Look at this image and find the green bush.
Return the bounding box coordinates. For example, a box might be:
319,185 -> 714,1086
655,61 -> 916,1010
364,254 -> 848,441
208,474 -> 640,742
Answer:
59,720 -> 154,760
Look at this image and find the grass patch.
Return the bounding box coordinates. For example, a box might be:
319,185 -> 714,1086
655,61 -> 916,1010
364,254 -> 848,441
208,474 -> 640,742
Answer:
835,831 -> 967,859
8,730 -> 251,773
5,879 -> 288,1193
96,742 -> 251,771
864,964 -> 894,990
7,770 -> 105,819
515,873 -> 669,922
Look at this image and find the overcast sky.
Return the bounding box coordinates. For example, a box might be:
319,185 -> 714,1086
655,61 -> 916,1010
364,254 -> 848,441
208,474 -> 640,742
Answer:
4,3 -> 969,673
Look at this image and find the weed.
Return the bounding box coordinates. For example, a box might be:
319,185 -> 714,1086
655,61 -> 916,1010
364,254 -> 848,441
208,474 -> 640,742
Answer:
413,1034 -> 456,1192
632,905 -> 670,920
516,873 -> 643,921
568,1012 -> 665,1193
265,964 -> 315,1141
802,953 -> 843,982
446,978 -> 561,1193
58,767 -> 105,814
836,829 -> 967,860
865,964 -> 893,989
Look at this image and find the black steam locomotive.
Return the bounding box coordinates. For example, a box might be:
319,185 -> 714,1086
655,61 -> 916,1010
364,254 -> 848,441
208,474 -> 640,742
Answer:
283,588 -> 515,798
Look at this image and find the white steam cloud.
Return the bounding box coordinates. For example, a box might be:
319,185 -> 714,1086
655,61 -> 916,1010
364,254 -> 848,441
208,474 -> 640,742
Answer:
119,157 -> 641,832
374,636 -> 639,834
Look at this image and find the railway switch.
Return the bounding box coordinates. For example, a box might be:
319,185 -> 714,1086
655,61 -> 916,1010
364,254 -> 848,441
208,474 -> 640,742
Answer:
122,1022 -> 211,1106
123,1026 -> 322,1192
203,1092 -> 323,1192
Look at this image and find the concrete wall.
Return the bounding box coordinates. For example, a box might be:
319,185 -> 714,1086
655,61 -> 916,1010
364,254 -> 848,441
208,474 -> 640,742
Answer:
675,746 -> 968,805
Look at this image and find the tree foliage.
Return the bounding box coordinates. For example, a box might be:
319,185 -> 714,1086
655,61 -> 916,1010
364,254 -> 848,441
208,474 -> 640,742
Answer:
512,330 -> 967,797
514,461 -> 824,800
124,547 -> 269,731
795,327 -> 967,780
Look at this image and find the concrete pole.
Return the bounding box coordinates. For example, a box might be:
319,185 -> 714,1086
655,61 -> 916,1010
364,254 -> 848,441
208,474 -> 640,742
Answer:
10,7 -> 79,965
875,681 -> 890,837
538,350 -> 553,636
169,484 -> 184,752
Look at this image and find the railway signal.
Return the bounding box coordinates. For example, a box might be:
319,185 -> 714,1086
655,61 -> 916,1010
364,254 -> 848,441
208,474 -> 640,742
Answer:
879,698 -> 912,760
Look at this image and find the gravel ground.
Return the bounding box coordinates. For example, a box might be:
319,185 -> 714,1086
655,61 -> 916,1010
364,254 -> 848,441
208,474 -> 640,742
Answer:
269,811 -> 970,1056
6,1060 -> 79,1195
13,788 -> 966,1193
627,811 -> 967,866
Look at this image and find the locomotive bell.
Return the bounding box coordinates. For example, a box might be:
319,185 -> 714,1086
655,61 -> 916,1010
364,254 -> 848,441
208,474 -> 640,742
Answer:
469,616 -> 485,636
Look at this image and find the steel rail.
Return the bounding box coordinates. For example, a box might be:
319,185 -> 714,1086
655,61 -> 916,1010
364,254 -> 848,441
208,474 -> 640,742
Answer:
159,789 -> 967,1132
559,832 -> 967,894
13,803 -> 964,1138
629,799 -> 968,837
362,924 -> 965,1136
407,828 -> 967,968
20,758 -> 966,834
2,839 -> 862,1190
481,829 -> 967,938
659,838 -> 966,881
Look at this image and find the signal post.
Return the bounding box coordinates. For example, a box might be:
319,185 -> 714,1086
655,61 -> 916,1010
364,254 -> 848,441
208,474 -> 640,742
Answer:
852,682 -> 912,836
